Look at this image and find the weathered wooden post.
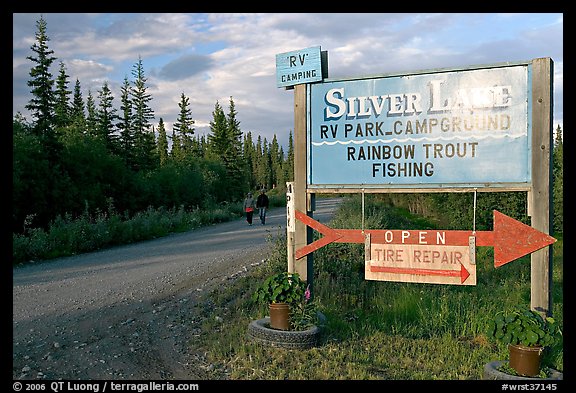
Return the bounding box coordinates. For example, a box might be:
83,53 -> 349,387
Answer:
529,57 -> 554,317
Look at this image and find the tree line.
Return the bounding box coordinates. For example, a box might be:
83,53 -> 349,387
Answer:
13,16 -> 294,234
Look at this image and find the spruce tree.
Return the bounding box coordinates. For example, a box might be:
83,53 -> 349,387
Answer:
54,61 -> 72,129
207,101 -> 228,160
254,136 -> 268,189
191,135 -> 206,158
552,125 -> 563,234
285,131 -> 294,183
117,76 -> 135,168
25,15 -> 59,159
173,92 -> 195,161
97,81 -> 118,152
70,78 -> 86,129
224,96 -> 246,198
269,134 -> 283,189
157,118 -> 169,166
85,90 -> 98,137
243,131 -> 256,189
170,128 -> 181,160
130,56 -> 156,171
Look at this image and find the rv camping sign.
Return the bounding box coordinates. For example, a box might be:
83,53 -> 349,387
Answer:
308,64 -> 531,190
276,46 -> 323,88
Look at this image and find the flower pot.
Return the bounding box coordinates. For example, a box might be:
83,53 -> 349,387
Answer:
509,344 -> 544,377
269,302 -> 290,330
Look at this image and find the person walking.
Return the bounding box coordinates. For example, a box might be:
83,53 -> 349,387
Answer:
256,188 -> 270,225
243,192 -> 256,226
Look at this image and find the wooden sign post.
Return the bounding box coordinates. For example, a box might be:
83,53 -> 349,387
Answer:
529,57 -> 554,316
293,84 -> 313,283
276,46 -> 326,285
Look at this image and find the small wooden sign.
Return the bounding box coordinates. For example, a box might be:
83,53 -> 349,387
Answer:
276,46 -> 323,88
365,234 -> 477,286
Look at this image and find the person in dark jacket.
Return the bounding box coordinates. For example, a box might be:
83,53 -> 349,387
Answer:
256,188 -> 270,225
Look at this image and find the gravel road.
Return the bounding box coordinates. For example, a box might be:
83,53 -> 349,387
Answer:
12,198 -> 341,380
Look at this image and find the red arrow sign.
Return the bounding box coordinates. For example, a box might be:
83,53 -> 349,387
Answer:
369,263 -> 471,284
491,210 -> 557,267
295,209 -> 556,267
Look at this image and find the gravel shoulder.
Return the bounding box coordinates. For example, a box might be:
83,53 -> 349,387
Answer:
12,198 -> 341,380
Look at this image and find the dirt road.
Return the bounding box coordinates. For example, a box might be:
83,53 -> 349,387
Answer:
12,198 -> 341,380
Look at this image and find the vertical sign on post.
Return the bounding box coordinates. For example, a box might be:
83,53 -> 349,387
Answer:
286,182 -> 295,233
286,182 -> 296,273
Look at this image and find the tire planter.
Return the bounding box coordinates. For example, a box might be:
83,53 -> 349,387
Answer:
483,361 -> 563,380
247,317 -> 321,349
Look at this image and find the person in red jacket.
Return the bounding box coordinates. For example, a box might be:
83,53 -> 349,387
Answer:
243,192 -> 255,225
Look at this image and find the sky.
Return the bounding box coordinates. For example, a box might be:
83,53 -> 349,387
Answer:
12,13 -> 563,150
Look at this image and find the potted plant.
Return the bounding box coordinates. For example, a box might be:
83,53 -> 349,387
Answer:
252,271 -> 308,330
486,306 -> 562,377
248,274 -> 322,348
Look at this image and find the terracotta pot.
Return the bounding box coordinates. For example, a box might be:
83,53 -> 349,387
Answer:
509,344 -> 544,377
269,302 -> 290,330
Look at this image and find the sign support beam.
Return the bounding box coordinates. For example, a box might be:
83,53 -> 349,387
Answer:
292,84 -> 313,287
530,57 -> 554,317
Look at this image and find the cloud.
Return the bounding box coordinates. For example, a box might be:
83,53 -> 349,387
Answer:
156,54 -> 214,81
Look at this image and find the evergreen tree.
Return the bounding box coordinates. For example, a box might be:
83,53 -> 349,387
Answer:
264,140 -> 273,190
117,76 -> 135,167
276,144 -> 286,191
552,124 -> 563,234
70,78 -> 86,129
285,131 -> 294,183
269,134 -> 283,189
192,135 -> 206,158
157,118 -> 169,166
25,15 -> 59,159
207,101 -> 228,160
170,128 -> 181,160
97,81 -> 118,152
224,96 -> 246,198
54,61 -> 72,129
85,90 -> 98,137
130,56 -> 156,171
243,131 -> 256,189
254,136 -> 268,189
226,97 -> 242,149
206,98 -> 247,200
173,92 -> 195,161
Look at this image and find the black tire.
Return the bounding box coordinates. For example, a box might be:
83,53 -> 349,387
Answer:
247,317 -> 320,349
483,361 -> 563,380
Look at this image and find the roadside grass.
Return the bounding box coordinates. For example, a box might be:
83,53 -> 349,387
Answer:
196,196 -> 563,380
12,191 -> 286,266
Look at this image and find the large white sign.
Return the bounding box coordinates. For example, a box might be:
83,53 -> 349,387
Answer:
308,63 -> 531,190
